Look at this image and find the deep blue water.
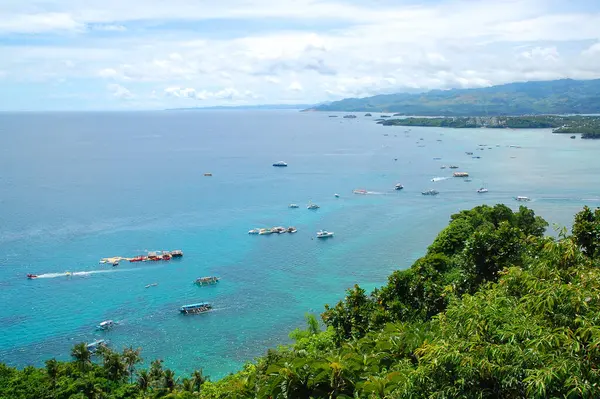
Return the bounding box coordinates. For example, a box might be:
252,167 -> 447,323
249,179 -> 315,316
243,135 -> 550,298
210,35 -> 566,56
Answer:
1,110 -> 599,378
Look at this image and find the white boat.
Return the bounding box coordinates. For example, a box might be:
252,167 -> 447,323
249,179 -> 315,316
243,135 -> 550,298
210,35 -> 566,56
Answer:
96,320 -> 115,330
248,228 -> 260,234
287,227 -> 297,233
317,230 -> 334,238
515,196 -> 531,202
87,339 -> 107,353
307,203 -> 320,210
334,193 -> 340,198
145,283 -> 158,288
259,228 -> 273,235
289,204 -> 299,208
273,161 -> 288,167
422,189 -> 439,196
477,188 -> 489,193
394,183 -> 404,190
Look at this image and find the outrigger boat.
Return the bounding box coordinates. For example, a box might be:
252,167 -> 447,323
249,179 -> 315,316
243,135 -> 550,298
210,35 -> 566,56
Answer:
248,228 -> 260,234
179,302 -> 213,314
515,196 -> 531,202
96,320 -> 116,330
194,276 -> 220,285
422,189 -> 439,196
86,339 -> 107,354
394,184 -> 404,190
289,204 -> 299,208
307,202 -> 320,210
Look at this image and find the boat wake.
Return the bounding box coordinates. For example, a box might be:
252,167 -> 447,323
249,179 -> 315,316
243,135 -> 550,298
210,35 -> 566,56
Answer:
431,176 -> 451,182
36,268 -> 139,279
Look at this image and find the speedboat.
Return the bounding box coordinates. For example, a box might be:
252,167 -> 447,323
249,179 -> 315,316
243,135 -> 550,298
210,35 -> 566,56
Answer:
27,274 -> 38,279
515,196 -> 531,202
96,320 -> 116,331
334,193 -> 340,198
317,230 -> 334,238
287,227 -> 297,233
477,188 -> 489,193
422,189 -> 439,196
145,283 -> 158,288
289,204 -> 299,208
352,189 -> 368,195
248,228 -> 260,234
273,161 -> 288,167
307,203 -> 320,210
394,184 -> 404,190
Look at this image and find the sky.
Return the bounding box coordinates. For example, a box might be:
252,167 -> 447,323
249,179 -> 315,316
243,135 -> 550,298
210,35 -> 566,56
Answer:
1,0 -> 600,110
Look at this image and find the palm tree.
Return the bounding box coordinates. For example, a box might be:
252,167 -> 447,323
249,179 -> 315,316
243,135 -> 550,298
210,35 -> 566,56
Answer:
192,369 -> 207,393
45,358 -> 59,389
163,369 -> 177,392
181,377 -> 194,392
122,346 -> 143,384
71,343 -> 92,372
137,370 -> 150,394
104,351 -> 127,382
149,359 -> 164,388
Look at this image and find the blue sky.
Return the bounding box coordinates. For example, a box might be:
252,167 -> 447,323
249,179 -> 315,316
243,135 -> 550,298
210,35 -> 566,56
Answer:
1,0 -> 600,110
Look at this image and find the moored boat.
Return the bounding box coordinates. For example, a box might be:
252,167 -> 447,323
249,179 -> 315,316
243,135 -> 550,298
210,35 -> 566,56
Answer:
334,193 -> 340,198
289,204 -> 299,208
87,339 -> 107,353
287,227 -> 297,233
394,184 -> 404,190
515,196 -> 531,202
259,228 -> 273,235
307,203 -> 320,210
194,276 -> 220,285
179,302 -> 213,314
96,320 -> 116,330
317,230 -> 334,238
422,189 -> 439,196
248,228 -> 260,234
477,188 -> 489,193
273,161 -> 288,167
453,172 -> 469,177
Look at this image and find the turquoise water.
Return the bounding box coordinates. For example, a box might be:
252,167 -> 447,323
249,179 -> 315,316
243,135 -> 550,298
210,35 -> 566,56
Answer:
1,111 -> 599,378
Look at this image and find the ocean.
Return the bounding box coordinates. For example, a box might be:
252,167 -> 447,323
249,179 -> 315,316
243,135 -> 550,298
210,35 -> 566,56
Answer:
1,110 -> 599,378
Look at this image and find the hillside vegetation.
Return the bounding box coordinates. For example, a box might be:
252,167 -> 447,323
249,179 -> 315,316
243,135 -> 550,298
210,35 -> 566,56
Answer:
311,79 -> 600,115
4,205 -> 600,398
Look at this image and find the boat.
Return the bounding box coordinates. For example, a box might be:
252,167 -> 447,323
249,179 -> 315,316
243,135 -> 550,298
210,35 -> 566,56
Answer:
316,230 -> 334,238
170,250 -> 183,258
449,165 -> 459,169
287,227 -> 297,233
422,189 -> 439,196
571,135 -> 576,139
307,203 -> 320,210
343,114 -> 357,119
259,228 -> 273,235
477,188 -> 489,193
329,115 -> 338,118
440,165 -> 447,169
394,184 -> 404,190
179,302 -> 213,314
248,228 -> 260,234
433,157 -> 442,160
130,256 -> 146,262
86,339 -> 107,354
352,189 -> 368,195
466,152 -> 474,155
194,276 -> 220,285
204,173 -> 212,176
334,193 -> 340,198
365,113 -> 372,116
273,161 -> 288,167
453,172 -> 469,177
112,261 -> 119,267
472,156 -> 482,159
272,226 -> 287,234
145,283 -> 158,288
515,196 -> 531,202
65,272 -> 72,276
26,274 -> 38,279
289,204 -> 299,208
96,320 -> 116,331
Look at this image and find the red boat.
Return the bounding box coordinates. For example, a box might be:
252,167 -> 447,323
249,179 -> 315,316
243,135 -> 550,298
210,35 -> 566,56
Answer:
129,256 -> 146,263
27,274 -> 38,279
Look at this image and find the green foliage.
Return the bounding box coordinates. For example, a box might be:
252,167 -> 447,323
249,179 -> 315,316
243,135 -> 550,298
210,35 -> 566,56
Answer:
572,206 -> 600,258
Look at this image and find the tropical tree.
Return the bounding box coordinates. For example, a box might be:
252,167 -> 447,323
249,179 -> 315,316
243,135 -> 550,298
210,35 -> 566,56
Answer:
71,343 -> 92,372
192,369 -> 207,393
164,369 -> 177,392
122,346 -> 143,384
137,369 -> 151,394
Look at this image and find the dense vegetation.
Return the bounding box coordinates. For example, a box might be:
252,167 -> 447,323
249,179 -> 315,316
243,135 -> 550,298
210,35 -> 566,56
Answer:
5,204 -> 600,398
377,115 -> 600,134
310,78 -> 600,115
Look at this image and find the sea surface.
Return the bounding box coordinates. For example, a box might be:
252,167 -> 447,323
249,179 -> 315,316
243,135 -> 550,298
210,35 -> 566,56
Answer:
1,110 -> 599,378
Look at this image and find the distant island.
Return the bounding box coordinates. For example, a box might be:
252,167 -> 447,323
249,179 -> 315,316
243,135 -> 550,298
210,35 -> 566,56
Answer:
377,115 -> 600,135
167,104 -> 317,111
309,78 -> 600,116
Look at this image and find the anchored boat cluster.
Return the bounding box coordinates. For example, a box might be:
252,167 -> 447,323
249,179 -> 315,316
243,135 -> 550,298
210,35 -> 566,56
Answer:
99,249 -> 183,265
248,226 -> 298,235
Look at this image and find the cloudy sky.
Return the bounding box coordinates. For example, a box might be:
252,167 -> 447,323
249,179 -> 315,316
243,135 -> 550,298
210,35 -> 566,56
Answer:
1,0 -> 600,110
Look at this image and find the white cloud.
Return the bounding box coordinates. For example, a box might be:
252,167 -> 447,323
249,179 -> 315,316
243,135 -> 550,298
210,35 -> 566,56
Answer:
0,13 -> 83,34
92,24 -> 126,32
164,86 -> 257,101
108,83 -> 133,99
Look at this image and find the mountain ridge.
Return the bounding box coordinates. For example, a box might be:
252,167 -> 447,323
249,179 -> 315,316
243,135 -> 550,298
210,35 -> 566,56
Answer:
310,78 -> 600,115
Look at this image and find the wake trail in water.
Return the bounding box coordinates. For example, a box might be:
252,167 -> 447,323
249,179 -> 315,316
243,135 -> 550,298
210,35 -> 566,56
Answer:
36,268 -> 139,279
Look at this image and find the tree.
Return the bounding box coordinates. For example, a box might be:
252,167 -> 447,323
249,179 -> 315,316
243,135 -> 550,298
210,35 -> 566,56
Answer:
192,369 -> 207,393
572,205 -> 600,258
45,358 -> 59,389
71,343 -> 92,372
163,369 -> 177,392
137,369 -> 151,394
122,346 -> 143,384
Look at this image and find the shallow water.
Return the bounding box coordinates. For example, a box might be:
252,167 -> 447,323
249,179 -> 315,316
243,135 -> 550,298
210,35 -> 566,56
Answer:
1,111 -> 599,378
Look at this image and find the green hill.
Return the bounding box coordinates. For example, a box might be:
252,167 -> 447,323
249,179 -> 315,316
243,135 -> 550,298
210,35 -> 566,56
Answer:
311,79 -> 600,115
